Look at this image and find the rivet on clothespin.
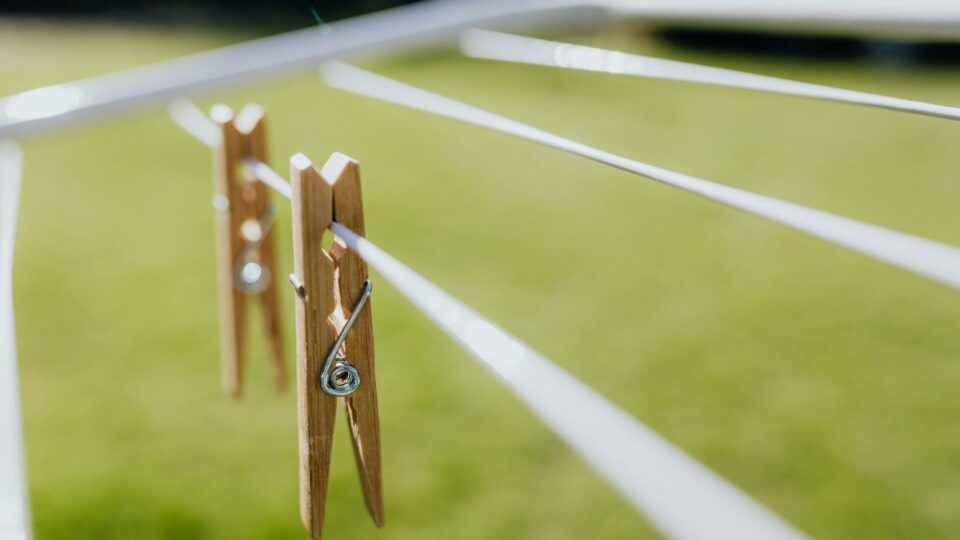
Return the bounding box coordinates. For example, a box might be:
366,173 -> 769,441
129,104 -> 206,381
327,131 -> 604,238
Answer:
288,273 -> 308,300
290,152 -> 383,539
210,103 -> 286,397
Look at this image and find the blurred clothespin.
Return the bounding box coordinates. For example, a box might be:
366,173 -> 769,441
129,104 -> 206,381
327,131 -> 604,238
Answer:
289,152 -> 383,539
210,103 -> 286,397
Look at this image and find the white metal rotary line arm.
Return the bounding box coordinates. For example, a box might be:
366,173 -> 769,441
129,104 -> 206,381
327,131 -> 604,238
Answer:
0,0 -> 608,139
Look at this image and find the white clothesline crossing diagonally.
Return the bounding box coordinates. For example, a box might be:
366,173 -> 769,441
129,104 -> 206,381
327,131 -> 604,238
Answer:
5,5 -> 958,539
168,106 -> 810,539
459,28 -> 960,122
319,61 -> 960,291
331,222 -> 809,540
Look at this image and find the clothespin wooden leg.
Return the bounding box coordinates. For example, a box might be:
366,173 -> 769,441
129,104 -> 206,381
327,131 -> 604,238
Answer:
235,104 -> 286,391
324,153 -> 384,527
290,154 -> 338,539
255,195 -> 286,390
211,104 -> 246,398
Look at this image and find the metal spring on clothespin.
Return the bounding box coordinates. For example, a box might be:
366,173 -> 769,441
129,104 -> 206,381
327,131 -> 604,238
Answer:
288,275 -> 372,397
321,279 -> 372,396
234,202 -> 277,294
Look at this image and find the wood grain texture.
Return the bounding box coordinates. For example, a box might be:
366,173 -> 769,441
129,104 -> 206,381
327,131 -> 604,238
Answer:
290,153 -> 338,540
236,104 -> 286,391
212,105 -> 245,398
323,153 -> 384,527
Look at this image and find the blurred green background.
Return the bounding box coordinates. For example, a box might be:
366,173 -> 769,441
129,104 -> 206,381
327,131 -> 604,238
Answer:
4,14 -> 960,540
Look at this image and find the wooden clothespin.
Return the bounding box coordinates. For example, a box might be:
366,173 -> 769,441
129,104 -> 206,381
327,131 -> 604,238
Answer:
210,103 -> 286,397
289,152 -> 383,539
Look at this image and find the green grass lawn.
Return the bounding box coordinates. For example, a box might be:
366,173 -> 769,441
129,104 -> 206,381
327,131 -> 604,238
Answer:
4,16 -> 960,540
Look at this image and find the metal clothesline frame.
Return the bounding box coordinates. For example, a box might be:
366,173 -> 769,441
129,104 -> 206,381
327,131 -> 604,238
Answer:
5,0 -> 960,139
3,3 -> 959,540
0,0 -> 608,139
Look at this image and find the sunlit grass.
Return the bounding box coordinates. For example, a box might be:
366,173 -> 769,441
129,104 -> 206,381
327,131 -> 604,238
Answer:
7,17 -> 960,540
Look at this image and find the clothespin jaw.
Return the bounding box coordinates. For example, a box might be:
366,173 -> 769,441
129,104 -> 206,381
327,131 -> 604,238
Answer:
210,103 -> 285,398
289,153 -> 339,539
290,152 -> 384,539
323,153 -> 384,527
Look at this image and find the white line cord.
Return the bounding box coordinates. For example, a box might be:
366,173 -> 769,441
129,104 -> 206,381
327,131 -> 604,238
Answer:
244,158 -> 293,201
459,29 -> 960,121
331,221 -> 808,540
320,61 -> 960,290
166,100 -> 293,201
168,99 -> 222,148
0,139 -> 32,540
157,120 -> 809,537
167,98 -> 291,200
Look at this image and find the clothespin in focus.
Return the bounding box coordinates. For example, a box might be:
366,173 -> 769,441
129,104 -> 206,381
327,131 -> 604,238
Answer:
289,152 -> 383,539
210,103 -> 286,397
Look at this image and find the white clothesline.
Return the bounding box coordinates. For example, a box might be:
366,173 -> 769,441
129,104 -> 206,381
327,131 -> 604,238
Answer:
171,107 -> 809,539
11,0 -> 959,141
460,29 -> 960,121
6,4 -> 957,538
319,61 -> 960,291
331,221 -> 808,540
